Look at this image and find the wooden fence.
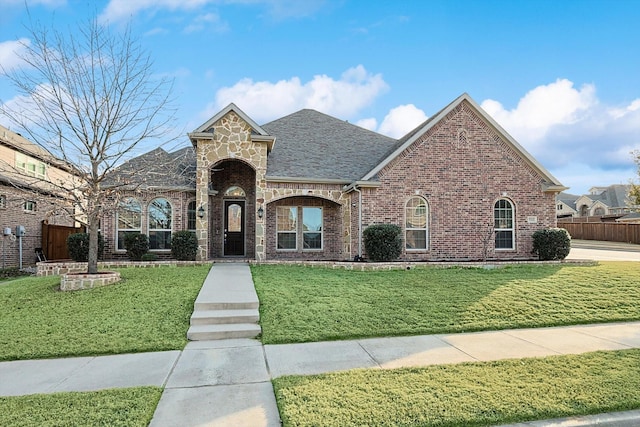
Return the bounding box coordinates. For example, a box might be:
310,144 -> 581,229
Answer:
559,222 -> 640,244
41,222 -> 85,261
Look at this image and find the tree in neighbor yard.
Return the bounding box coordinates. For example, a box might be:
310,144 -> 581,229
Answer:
0,17 -> 177,274
630,150 -> 640,210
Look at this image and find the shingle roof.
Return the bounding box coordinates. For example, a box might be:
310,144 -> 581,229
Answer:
589,184 -> 630,208
262,109 -> 397,181
557,192 -> 580,208
106,146 -> 196,190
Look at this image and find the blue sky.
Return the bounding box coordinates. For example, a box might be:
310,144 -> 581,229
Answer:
1,0 -> 640,195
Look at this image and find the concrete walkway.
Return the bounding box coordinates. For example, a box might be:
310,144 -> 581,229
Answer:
2,261 -> 640,426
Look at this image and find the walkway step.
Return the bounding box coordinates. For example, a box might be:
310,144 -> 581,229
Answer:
194,301 -> 259,311
190,309 -> 260,326
187,323 -> 261,341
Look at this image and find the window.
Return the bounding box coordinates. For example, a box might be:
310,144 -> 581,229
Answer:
557,204 -> 563,211
0,195 -> 5,209
224,186 -> 245,197
594,207 -> 605,216
580,205 -> 588,217
24,200 -> 36,212
405,197 -> 428,250
494,199 -> 514,250
148,198 -> 172,250
277,206 -> 297,250
187,200 -> 197,231
16,153 -> 46,179
303,207 -> 322,249
117,198 -> 141,250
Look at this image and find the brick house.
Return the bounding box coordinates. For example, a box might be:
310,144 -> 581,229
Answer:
0,125 -> 76,268
102,93 -> 566,262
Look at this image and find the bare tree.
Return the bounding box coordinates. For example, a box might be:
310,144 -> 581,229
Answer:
1,17 -> 177,274
630,150 -> 640,211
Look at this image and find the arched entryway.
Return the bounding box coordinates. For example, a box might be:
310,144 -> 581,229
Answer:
209,160 -> 256,258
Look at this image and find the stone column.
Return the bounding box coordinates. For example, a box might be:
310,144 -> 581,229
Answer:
195,142 -> 209,261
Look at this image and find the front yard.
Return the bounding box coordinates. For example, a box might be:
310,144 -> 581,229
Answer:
252,262 -> 640,344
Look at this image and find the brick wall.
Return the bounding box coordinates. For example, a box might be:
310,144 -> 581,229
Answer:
0,184 -> 74,268
101,190 -> 195,259
361,100 -> 556,262
265,196 -> 343,260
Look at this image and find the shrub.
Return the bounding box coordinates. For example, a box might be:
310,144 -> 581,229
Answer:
171,231 -> 198,261
66,233 -> 105,262
141,253 -> 158,261
532,228 -> 571,260
124,232 -> 149,261
363,224 -> 403,262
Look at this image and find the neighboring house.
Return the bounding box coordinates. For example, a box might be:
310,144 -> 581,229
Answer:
101,93 -> 566,262
570,185 -> 632,218
0,125 -> 76,268
556,192 -> 579,218
616,212 -> 640,224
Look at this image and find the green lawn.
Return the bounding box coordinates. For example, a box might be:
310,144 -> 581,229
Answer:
274,349 -> 640,427
253,262 -> 640,344
0,265 -> 211,361
0,387 -> 162,427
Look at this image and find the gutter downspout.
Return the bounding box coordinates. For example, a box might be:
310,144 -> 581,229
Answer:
353,185 -> 363,258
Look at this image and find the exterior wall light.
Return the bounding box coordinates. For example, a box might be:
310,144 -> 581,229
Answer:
257,206 -> 264,219
197,206 -> 205,218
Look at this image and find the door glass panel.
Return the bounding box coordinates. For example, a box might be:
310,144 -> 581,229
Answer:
227,203 -> 242,232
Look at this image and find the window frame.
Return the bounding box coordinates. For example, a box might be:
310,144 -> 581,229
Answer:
148,197 -> 172,251
187,200 -> 197,232
276,206 -> 298,250
405,196 -> 429,251
15,153 -> 46,179
116,198 -> 142,251
494,198 -> 515,250
23,200 -> 36,213
302,207 -> 323,250
0,195 -> 6,209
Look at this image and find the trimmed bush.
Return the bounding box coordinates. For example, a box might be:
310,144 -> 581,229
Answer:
171,231 -> 198,261
363,224 -> 403,262
66,233 -> 104,262
124,232 -> 149,261
532,228 -> 571,260
141,253 -> 158,262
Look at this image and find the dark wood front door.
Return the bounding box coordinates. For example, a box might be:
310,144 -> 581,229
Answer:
224,200 -> 245,256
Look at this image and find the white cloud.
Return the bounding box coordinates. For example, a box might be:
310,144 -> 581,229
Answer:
184,12 -> 229,33
377,104 -> 428,138
209,65 -> 388,123
100,0 -> 325,23
355,117 -> 377,131
0,39 -> 31,71
479,79 -> 640,190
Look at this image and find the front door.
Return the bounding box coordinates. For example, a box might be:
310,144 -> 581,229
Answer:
224,200 -> 245,256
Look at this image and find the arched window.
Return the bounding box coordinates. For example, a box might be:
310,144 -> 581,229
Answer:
405,197 -> 428,250
224,186 -> 245,197
594,207 -> 605,216
148,198 -> 172,250
187,200 -> 197,231
580,205 -> 589,217
117,198 -> 141,250
494,199 -> 514,250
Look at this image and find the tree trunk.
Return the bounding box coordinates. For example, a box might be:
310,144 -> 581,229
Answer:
87,216 -> 99,274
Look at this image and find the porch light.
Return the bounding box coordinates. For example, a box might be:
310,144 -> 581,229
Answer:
197,206 -> 205,218
257,206 -> 264,219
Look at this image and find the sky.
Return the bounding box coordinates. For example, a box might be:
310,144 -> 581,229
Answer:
1,0 -> 640,195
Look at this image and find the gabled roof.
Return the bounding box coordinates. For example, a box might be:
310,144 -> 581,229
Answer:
192,103 -> 269,136
557,192 -> 580,209
587,184 -> 630,208
0,124 -> 72,172
262,109 -> 397,181
360,93 -> 567,192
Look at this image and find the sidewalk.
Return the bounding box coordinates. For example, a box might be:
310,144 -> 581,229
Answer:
2,263 -> 640,426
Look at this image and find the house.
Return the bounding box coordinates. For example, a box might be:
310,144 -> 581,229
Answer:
559,185 -> 633,220
100,93 -> 566,262
0,125 -> 77,268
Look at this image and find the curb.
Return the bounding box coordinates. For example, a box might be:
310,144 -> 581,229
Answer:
498,409 -> 640,426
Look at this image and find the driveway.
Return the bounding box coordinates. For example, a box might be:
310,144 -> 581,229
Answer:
567,239 -> 640,261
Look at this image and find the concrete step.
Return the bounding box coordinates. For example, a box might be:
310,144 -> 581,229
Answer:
187,323 -> 262,341
190,309 -> 260,326
194,301 -> 259,311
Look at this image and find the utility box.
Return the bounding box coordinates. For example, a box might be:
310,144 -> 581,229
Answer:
15,225 -> 25,236
3,227 -> 11,236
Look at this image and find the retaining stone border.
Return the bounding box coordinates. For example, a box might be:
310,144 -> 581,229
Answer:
60,271 -> 121,291
37,260 -> 212,277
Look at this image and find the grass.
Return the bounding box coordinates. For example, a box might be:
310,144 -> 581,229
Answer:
0,265 -> 211,361
253,262 -> 640,344
0,387 -> 162,427
273,349 -> 640,427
